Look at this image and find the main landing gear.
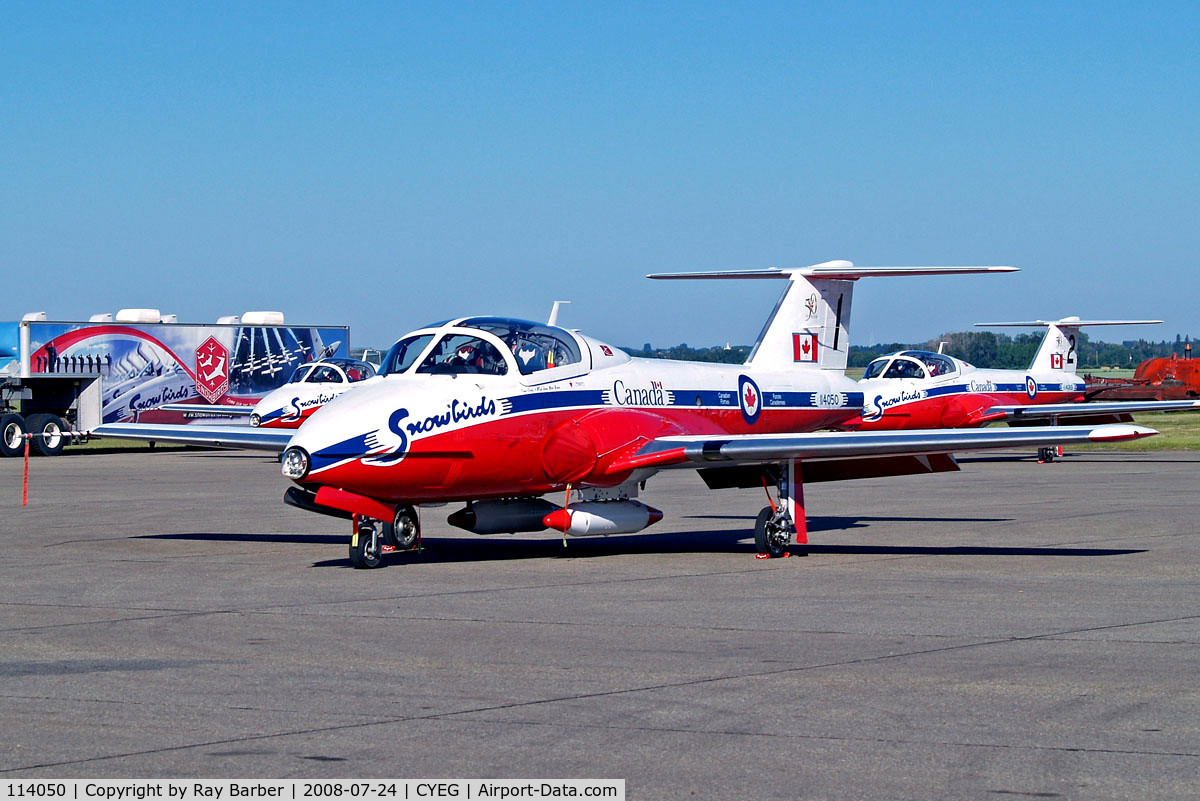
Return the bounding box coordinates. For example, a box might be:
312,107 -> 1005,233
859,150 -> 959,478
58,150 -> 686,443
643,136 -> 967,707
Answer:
754,459 -> 807,560
348,504 -> 421,569
754,506 -> 792,559
1037,446 -> 1064,464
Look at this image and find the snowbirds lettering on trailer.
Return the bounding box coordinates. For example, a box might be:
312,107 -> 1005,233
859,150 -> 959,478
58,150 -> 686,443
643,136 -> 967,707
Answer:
91,262 -> 1158,568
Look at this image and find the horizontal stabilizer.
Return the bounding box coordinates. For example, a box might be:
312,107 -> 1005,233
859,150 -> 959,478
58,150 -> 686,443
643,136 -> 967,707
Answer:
649,262 -> 1017,281
976,317 -> 1162,327
649,261 -> 1015,373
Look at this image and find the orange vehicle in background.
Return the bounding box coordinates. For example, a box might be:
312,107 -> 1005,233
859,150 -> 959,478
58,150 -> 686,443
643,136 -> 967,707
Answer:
1087,345 -> 1200,401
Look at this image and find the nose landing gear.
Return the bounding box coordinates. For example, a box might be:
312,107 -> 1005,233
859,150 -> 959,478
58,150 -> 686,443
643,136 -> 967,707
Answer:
348,504 -> 422,569
349,518 -> 383,569
754,459 -> 806,559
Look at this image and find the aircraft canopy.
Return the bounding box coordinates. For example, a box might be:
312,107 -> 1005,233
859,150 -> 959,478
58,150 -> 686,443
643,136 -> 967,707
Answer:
287,358 -> 377,384
862,350 -> 957,380
380,318 -> 585,377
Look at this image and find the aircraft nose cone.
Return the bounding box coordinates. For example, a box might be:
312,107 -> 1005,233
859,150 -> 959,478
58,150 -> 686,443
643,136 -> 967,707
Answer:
286,376 -> 409,478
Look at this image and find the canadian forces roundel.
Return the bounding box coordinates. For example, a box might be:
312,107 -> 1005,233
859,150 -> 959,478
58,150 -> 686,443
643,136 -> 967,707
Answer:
738,374 -> 762,425
1025,375 -> 1038,399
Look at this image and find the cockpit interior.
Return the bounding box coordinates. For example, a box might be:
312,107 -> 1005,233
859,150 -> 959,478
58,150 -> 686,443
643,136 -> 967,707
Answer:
380,318 -> 586,378
287,358 -> 377,385
862,350 -> 958,381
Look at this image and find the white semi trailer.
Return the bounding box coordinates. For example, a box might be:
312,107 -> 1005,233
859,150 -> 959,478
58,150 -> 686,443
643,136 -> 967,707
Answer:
0,310 -> 349,457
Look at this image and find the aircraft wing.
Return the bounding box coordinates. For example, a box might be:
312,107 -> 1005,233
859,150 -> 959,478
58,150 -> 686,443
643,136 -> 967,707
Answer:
603,423 -> 1156,473
89,423 -> 293,452
985,400 -> 1200,421
158,403 -> 254,417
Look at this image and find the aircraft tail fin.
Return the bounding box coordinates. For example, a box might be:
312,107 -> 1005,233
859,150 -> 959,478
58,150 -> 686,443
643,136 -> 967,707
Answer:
649,261 -> 1016,371
975,318 -> 1162,373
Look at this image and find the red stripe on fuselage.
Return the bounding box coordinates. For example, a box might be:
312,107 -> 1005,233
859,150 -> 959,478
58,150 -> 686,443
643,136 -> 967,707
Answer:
304,405 -> 853,503
259,404 -> 323,429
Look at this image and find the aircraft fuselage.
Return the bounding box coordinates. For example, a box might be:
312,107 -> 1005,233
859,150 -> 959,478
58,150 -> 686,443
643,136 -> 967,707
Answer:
287,355 -> 864,503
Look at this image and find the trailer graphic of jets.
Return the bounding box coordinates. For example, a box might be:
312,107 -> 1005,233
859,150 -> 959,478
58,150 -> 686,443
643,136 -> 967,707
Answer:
162,358 -> 378,427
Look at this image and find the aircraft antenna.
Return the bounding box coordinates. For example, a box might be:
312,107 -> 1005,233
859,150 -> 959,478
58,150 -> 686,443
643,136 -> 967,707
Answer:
548,300 -> 571,326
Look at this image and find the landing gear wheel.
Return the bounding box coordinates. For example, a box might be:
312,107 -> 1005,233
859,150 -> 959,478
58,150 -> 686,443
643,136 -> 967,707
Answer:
25,414 -> 65,457
1037,446 -> 1056,464
754,506 -> 791,559
384,504 -> 420,550
349,521 -> 383,569
0,414 -> 25,458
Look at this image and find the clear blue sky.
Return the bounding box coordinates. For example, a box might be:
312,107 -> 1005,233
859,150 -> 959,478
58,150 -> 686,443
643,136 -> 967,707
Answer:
2,1 -> 1197,349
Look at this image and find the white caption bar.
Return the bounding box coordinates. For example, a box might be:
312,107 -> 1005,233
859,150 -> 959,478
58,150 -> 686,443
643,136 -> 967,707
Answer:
3,781 -> 624,801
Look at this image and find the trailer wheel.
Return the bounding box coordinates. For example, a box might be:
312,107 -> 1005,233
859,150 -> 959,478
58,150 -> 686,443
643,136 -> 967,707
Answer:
0,414 -> 24,458
26,414 -> 66,457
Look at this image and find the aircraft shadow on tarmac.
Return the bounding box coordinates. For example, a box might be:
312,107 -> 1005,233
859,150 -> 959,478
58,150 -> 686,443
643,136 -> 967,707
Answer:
143,516 -> 1144,568
683,514 -> 1012,530
144,532 -> 346,545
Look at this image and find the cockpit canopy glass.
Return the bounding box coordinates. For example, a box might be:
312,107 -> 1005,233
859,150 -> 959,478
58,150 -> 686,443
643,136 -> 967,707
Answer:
862,358 -> 890,380
863,350 -> 957,380
286,358 -> 377,384
459,317 -> 582,376
379,319 -> 584,377
417,334 -> 508,376
901,350 -> 956,377
286,363 -> 317,384
882,357 -> 926,379
307,365 -> 344,383
379,334 -> 435,377
325,358 -> 376,382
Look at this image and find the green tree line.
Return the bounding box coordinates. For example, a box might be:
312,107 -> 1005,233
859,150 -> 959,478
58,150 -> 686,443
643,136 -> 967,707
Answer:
624,332 -> 1193,370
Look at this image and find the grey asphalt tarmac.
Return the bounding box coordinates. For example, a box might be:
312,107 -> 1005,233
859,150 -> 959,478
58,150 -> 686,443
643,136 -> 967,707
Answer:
0,448 -> 1197,800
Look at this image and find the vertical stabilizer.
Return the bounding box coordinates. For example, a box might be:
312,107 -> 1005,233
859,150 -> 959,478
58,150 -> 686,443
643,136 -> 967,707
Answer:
746,268 -> 855,371
1031,321 -> 1080,374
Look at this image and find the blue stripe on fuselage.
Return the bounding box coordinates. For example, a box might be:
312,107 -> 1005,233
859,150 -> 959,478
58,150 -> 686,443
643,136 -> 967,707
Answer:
499,387 -> 865,414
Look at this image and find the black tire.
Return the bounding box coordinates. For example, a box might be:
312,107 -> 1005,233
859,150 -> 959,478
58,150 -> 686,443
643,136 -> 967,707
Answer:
26,414 -> 66,457
754,506 -> 790,559
0,413 -> 24,458
384,504 -> 420,550
349,523 -> 383,569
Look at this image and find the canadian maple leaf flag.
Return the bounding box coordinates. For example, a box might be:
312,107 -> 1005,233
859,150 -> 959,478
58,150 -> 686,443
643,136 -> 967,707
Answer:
793,333 -> 818,363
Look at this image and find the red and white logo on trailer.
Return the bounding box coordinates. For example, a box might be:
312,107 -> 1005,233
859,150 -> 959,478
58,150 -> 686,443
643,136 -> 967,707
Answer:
195,336 -> 230,403
1051,353 -> 1064,369
792,333 -> 818,363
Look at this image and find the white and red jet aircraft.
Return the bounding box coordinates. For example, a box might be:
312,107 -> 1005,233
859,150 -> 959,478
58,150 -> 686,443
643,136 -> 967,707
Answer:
92,262 -> 1158,567
842,318 -> 1199,461
247,357 -> 379,429
163,357 -> 379,428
